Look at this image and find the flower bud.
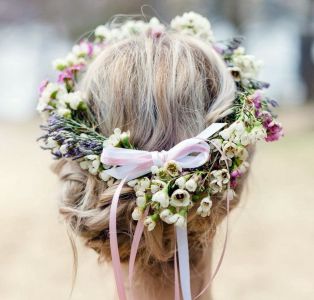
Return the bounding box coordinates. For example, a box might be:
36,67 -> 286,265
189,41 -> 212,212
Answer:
185,178 -> 197,192
152,190 -> 170,208
132,207 -> 142,221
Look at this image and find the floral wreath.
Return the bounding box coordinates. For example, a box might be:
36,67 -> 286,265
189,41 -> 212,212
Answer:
37,12 -> 283,300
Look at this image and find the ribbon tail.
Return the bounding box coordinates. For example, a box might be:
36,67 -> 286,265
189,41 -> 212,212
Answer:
109,177 -> 127,300
194,141 -> 232,300
176,226 -> 192,300
129,207 -> 149,300
174,243 -> 181,300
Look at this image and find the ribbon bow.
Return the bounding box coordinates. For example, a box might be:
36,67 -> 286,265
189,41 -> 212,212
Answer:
101,138 -> 210,181
100,123 -> 226,181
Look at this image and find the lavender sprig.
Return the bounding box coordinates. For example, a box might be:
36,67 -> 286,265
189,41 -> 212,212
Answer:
39,114 -> 105,159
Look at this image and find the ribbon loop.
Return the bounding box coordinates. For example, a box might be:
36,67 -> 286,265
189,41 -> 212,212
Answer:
101,123 -> 227,181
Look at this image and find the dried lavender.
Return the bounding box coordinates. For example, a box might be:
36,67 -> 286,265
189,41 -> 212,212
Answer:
39,114 -> 105,159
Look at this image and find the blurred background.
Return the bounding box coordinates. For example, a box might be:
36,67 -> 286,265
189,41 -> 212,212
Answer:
0,0 -> 313,299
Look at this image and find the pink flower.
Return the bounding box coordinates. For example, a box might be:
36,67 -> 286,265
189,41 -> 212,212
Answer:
57,64 -> 85,83
150,28 -> 163,39
231,170 -> 241,179
82,41 -> 94,56
251,90 -> 262,109
58,69 -> 73,83
259,111 -> 283,142
265,121 -> 283,142
38,79 -> 49,95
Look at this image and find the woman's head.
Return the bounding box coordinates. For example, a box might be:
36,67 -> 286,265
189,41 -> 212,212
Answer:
37,12 -> 283,298
53,29 -> 241,276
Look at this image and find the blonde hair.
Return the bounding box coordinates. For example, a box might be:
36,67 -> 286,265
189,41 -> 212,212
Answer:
53,29 -> 245,290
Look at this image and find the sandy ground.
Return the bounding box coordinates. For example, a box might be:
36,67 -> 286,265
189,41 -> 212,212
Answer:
0,104 -> 313,300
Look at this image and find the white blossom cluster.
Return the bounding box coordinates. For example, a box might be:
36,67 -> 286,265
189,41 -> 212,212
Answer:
230,47 -> 263,81
128,120 -> 270,231
129,158 -> 231,231
94,17 -> 166,42
52,41 -> 100,72
78,128 -> 131,182
37,82 -> 86,118
102,128 -> 131,147
170,11 -> 214,42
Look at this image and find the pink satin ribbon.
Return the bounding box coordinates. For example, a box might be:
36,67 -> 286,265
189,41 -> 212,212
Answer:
101,139 -> 211,181
106,123 -> 229,300
109,177 -> 128,300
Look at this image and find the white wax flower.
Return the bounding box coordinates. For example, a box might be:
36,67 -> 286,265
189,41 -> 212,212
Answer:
60,91 -> 84,110
121,20 -> 147,37
201,196 -> 212,207
160,209 -> 175,224
175,177 -> 186,189
144,216 -> 156,231
174,214 -> 186,227
136,196 -> 146,208
52,58 -> 67,71
56,106 -> 71,118
222,141 -> 238,158
170,11 -> 214,42
139,177 -> 151,190
127,179 -> 138,187
79,160 -> 89,170
103,128 -> 130,148
72,43 -> 90,57
132,207 -> 142,221
95,25 -> 111,40
164,160 -> 182,177
99,170 -> 111,181
236,146 -> 249,161
65,52 -> 85,66
240,132 -> 250,146
151,180 -> 166,194
197,206 -> 211,217
233,47 -> 263,79
81,155 -> 101,175
170,189 -> 190,207
165,214 -> 180,224
152,190 -> 170,208
185,178 -> 198,192
250,126 -> 267,143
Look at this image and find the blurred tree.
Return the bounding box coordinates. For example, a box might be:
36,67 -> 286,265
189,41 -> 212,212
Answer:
300,0 -> 314,101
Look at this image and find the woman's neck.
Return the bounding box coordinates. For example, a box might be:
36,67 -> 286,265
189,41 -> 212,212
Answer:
121,245 -> 213,300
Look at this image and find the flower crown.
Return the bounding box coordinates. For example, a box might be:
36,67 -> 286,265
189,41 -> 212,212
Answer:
38,12 -> 283,300
38,12 -> 283,231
